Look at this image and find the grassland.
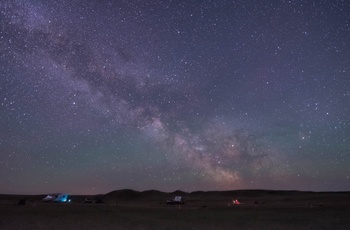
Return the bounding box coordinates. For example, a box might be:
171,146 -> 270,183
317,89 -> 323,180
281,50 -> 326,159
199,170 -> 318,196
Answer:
1,190 -> 349,230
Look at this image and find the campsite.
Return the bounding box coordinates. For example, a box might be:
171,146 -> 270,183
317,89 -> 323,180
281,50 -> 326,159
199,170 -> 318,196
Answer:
1,190 -> 350,230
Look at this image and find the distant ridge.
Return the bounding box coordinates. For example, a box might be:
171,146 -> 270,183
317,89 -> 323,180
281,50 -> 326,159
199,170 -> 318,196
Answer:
1,189 -> 350,199
104,189 -> 143,201
103,189 -> 350,196
102,189 -> 303,200
96,189 -> 350,207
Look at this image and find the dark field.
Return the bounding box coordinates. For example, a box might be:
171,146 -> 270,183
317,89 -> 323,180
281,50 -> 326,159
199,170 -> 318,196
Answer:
1,190 -> 350,230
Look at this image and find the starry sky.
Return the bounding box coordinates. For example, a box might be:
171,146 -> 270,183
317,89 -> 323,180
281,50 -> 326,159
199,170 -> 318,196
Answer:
1,0 -> 349,195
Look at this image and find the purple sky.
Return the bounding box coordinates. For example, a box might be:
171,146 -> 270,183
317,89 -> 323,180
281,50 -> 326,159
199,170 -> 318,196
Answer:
1,0 -> 349,194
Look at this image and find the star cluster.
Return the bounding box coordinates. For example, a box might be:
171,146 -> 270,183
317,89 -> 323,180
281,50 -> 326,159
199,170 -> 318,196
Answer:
1,0 -> 349,194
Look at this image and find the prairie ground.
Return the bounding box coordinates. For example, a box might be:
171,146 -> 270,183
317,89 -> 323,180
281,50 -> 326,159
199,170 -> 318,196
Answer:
1,203 -> 350,230
1,190 -> 349,230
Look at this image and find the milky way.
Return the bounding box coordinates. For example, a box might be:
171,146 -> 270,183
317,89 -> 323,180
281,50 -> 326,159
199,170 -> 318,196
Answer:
1,0 -> 349,194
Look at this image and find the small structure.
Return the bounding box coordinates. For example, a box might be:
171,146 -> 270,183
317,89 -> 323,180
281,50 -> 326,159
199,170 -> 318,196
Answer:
166,196 -> 185,205
42,193 -> 70,203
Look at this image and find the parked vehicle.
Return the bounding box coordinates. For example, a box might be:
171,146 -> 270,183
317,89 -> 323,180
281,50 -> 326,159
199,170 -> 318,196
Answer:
166,196 -> 185,204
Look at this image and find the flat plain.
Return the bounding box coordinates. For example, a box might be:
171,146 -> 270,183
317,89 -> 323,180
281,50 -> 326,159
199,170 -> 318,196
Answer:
1,190 -> 349,230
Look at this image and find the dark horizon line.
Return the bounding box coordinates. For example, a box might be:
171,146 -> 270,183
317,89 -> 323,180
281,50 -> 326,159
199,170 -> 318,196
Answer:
2,188 -> 350,196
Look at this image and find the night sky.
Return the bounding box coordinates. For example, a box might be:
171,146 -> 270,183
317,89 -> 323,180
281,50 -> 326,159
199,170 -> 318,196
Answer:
1,0 -> 349,195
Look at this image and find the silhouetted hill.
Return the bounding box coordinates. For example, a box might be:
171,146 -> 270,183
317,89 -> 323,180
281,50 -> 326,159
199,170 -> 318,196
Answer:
104,189 -> 143,201
98,189 -> 350,206
141,190 -> 169,199
170,190 -> 187,196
